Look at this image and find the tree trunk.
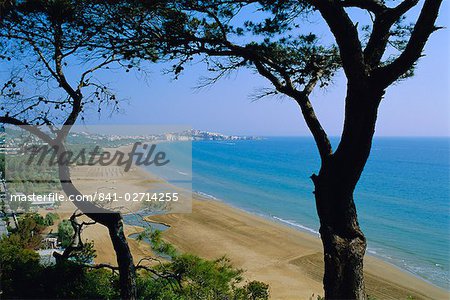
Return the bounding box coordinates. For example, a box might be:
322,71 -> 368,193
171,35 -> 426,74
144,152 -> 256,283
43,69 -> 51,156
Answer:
108,217 -> 137,300
57,151 -> 138,299
313,171 -> 367,300
312,85 -> 383,299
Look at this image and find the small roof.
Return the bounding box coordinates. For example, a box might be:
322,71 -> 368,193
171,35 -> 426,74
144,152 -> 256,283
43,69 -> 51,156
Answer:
30,198 -> 56,205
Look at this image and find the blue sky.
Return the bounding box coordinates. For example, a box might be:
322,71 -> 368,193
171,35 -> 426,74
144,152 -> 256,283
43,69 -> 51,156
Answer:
49,2 -> 450,137
85,2 -> 449,137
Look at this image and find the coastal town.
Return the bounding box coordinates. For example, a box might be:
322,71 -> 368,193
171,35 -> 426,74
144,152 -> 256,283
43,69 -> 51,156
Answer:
70,129 -> 261,143
0,126 -> 259,232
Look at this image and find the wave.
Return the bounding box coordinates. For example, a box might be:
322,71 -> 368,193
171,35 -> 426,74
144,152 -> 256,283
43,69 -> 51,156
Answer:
272,216 -> 320,235
195,191 -> 219,200
215,141 -> 236,145
176,170 -> 189,176
367,249 -> 378,255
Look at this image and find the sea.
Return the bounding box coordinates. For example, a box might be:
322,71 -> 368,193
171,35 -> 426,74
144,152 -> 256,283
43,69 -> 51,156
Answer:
150,137 -> 450,290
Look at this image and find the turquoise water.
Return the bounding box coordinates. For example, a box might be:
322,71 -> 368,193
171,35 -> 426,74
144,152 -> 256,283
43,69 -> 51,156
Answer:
189,137 -> 449,290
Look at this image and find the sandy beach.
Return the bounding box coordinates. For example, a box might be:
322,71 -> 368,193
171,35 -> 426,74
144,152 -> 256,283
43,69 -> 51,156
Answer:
48,158 -> 449,300
147,197 -> 449,300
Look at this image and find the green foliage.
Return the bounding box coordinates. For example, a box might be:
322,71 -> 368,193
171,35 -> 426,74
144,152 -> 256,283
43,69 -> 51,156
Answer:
58,219 -> 74,248
0,244 -> 119,299
1,216 -> 269,299
0,0 -> 164,126
0,228 -> 119,299
0,213 -> 118,298
44,212 -> 59,226
137,254 -> 269,300
136,227 -> 178,258
8,213 -> 46,249
0,234 -> 41,297
82,268 -> 120,299
32,213 -> 45,226
71,240 -> 97,264
40,262 -> 119,299
173,254 -> 243,298
4,154 -> 60,197
0,233 -> 269,300
239,280 -> 270,300
133,227 -> 269,299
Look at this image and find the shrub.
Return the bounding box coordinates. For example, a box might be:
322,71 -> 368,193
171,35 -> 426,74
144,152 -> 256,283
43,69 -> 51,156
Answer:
44,212 -> 59,226
58,219 -> 74,248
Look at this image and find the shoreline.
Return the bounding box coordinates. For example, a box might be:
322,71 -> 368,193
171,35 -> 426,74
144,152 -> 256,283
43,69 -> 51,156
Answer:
53,145 -> 448,299
147,195 -> 449,299
192,190 -> 447,291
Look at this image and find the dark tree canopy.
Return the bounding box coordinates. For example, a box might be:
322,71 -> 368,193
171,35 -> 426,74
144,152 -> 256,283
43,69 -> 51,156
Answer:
0,1 -> 443,299
106,0 -> 441,162
134,1 -> 441,298
0,1 -> 174,298
0,0 -> 169,129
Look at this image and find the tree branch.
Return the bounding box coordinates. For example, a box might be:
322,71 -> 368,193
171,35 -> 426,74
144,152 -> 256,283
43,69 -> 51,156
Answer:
314,0 -> 367,82
391,0 -> 420,19
183,21 -> 335,161
0,116 -> 53,144
78,55 -> 117,91
363,0 -> 420,68
253,61 -> 333,160
372,0 -> 443,87
54,211 -> 87,262
363,16 -> 391,68
295,72 -> 333,161
340,0 -> 387,15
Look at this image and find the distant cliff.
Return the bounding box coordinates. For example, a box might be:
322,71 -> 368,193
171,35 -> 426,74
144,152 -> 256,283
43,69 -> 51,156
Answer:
166,129 -> 262,141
